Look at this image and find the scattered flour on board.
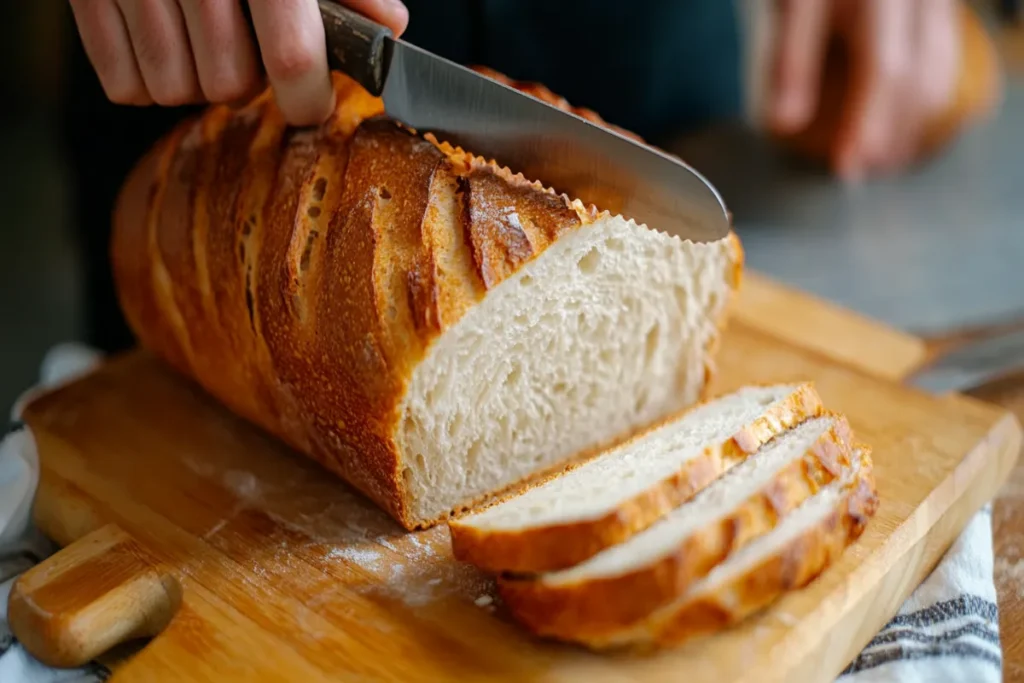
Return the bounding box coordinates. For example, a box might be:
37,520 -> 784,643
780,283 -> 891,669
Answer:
407,534 -> 435,557
223,470 -> 262,502
327,546 -> 383,569
178,447 -> 497,615
320,527 -> 494,609
995,557 -> 1024,597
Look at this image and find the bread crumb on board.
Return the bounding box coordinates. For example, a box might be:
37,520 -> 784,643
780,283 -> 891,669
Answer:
474,595 -> 494,607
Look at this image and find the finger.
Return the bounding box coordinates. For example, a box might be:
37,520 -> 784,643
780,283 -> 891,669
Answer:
69,0 -> 152,105
832,0 -> 914,180
877,0 -> 950,172
873,83 -> 920,174
339,0 -> 409,37
913,0 -> 960,118
769,0 -> 830,132
248,0 -> 334,126
117,0 -> 203,106
179,0 -> 262,104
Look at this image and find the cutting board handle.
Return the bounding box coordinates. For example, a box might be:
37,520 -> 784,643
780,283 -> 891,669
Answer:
7,524 -> 182,669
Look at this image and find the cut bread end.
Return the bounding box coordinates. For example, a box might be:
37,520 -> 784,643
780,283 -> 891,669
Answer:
396,216 -> 741,527
448,383 -> 824,573
497,413 -> 855,642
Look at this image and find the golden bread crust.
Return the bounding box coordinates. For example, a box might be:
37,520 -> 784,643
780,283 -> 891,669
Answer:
448,383 -> 824,574
496,414 -> 855,643
644,449 -> 878,650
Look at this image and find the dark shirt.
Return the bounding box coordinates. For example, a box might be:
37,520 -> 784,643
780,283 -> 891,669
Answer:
401,0 -> 741,143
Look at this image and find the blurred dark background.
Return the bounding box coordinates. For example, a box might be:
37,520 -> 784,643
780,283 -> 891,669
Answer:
0,2 -> 82,410
0,1 -> 1022,412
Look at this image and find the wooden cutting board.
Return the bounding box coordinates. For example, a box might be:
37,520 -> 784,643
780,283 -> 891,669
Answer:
7,272 -> 1021,683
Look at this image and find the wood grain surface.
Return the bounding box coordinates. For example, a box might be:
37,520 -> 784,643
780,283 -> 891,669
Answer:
917,308 -> 1024,682
7,273 -> 1020,682
963,370 -> 1024,682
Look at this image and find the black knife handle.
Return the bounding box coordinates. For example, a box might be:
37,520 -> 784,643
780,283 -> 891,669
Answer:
238,1 -> 393,97
316,0 -> 393,96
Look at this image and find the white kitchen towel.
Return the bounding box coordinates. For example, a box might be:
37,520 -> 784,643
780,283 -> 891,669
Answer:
0,344 -> 1003,682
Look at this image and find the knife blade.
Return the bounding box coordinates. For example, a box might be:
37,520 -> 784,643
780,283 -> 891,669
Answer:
317,0 -> 730,243
907,328 -> 1024,395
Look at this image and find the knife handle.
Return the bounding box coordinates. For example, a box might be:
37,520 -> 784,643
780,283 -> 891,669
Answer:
316,0 -> 393,97
238,1 -> 393,98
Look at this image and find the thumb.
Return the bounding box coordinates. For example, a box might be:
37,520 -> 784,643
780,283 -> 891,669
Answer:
336,0 -> 409,37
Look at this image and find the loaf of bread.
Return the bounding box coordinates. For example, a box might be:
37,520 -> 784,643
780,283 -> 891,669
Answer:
111,70 -> 743,530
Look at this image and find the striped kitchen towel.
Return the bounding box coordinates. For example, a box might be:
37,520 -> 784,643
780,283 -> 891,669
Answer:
0,344 -> 1003,682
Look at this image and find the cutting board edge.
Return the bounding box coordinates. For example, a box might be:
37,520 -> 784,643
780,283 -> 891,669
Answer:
731,271 -> 928,381
778,408 -> 1024,683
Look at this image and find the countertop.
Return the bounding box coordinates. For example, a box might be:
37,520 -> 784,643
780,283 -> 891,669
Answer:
669,82 -> 1024,337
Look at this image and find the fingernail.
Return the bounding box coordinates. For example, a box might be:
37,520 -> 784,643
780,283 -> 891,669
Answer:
384,0 -> 409,30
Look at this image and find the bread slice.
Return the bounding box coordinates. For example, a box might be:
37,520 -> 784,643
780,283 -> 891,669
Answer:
449,383 -> 824,573
611,447 -> 878,651
497,414 -> 853,643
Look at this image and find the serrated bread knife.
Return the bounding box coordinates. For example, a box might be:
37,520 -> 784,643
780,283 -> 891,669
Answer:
314,0 -> 730,243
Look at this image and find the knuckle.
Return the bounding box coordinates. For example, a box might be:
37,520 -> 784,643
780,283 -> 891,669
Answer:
194,0 -> 222,23
193,0 -> 230,39
89,43 -> 124,83
264,41 -> 319,82
133,31 -> 173,70
875,45 -> 910,83
103,80 -> 146,105
149,81 -> 196,106
202,72 -> 256,103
